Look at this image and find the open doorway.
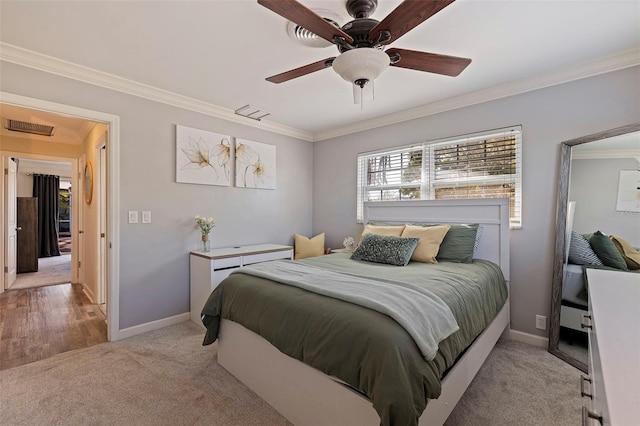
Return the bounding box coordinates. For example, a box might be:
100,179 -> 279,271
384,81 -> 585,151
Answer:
9,158 -> 74,291
1,95 -> 119,369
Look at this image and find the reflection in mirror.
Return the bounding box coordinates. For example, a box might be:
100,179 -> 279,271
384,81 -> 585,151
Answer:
549,123 -> 640,373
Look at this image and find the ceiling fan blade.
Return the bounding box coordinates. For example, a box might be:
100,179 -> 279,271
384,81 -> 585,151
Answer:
387,48 -> 471,76
370,0 -> 456,45
258,0 -> 354,45
266,58 -> 336,84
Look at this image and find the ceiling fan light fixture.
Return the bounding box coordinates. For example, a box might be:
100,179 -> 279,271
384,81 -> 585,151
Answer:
332,48 -> 389,84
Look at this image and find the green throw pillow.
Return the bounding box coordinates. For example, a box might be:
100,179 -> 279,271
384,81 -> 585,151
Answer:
588,231 -> 628,270
350,233 -> 419,266
437,224 -> 479,263
408,223 -> 479,263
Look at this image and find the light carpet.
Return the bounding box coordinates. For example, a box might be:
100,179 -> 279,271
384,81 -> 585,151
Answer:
0,322 -> 582,425
10,254 -> 72,290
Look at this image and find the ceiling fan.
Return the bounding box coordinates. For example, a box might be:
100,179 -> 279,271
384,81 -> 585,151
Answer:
258,0 -> 471,103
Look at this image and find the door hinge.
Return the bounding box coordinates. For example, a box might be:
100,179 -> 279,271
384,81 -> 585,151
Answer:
4,266 -> 7,273
4,168 -> 7,175
78,261 -> 81,268
78,172 -> 81,179
101,233 -> 105,238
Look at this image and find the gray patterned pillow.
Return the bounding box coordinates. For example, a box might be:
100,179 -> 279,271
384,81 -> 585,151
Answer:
568,231 -> 603,266
350,233 -> 419,266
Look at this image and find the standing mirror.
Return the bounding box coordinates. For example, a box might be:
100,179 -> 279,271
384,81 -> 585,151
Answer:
549,123 -> 640,372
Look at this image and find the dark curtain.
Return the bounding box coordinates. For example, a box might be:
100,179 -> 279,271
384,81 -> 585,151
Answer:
33,174 -> 61,257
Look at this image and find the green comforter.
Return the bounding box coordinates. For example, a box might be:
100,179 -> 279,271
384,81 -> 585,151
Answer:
202,253 -> 508,426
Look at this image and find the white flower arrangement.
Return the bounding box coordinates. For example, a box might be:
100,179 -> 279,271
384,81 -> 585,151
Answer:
343,236 -> 355,250
195,215 -> 216,235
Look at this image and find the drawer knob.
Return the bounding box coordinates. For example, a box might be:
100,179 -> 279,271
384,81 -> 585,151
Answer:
580,375 -> 593,399
582,406 -> 603,425
580,313 -> 593,330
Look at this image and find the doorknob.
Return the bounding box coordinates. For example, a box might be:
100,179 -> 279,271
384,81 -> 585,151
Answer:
79,230 -> 84,234
16,226 -> 22,231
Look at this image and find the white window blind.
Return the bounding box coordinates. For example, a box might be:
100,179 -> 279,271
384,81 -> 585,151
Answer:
357,126 -> 522,228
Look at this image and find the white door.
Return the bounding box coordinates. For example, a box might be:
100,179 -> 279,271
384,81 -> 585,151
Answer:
98,143 -> 107,307
5,158 -> 18,288
78,155 -> 85,285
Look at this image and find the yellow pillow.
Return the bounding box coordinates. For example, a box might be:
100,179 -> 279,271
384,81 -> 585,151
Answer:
610,235 -> 640,270
294,233 -> 325,260
401,224 -> 451,263
359,224 -> 405,243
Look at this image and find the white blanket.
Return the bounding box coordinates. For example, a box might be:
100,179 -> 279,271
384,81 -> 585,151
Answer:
232,260 -> 459,361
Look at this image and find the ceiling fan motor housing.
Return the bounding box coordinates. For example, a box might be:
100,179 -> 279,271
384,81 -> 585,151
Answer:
339,18 -> 381,52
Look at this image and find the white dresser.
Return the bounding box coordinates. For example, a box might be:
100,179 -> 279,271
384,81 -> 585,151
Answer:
582,268 -> 640,426
190,244 -> 293,327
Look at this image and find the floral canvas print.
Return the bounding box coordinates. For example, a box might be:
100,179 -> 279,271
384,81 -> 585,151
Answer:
235,139 -> 276,190
176,125 -> 231,186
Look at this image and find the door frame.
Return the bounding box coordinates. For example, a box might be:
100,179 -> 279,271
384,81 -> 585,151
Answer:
0,91 -> 121,341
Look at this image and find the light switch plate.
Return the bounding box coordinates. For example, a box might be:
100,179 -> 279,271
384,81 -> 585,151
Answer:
142,211 -> 151,223
128,210 -> 139,224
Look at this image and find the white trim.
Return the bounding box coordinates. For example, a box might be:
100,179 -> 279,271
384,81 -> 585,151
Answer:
1,42 -> 637,143
0,91 -> 122,342
0,43 -> 312,142
509,329 -> 549,348
117,312 -> 190,340
82,282 -> 97,304
314,49 -> 640,141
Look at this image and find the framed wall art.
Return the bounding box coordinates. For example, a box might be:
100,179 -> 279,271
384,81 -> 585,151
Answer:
235,138 -> 276,190
176,125 -> 231,186
616,170 -> 640,212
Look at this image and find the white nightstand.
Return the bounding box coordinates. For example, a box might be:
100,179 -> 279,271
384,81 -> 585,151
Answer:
190,244 -> 293,327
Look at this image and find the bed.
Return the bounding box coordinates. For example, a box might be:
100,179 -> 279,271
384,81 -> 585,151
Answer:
202,199 -> 510,426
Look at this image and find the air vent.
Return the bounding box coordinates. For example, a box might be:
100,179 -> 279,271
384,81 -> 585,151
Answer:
4,118 -> 56,137
287,9 -> 342,48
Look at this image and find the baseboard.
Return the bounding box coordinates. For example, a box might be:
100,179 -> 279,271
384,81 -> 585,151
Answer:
82,283 -> 97,304
509,329 -> 549,348
116,312 -> 190,340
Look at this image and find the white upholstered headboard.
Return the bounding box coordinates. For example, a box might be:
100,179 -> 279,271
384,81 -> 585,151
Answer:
363,199 -> 510,281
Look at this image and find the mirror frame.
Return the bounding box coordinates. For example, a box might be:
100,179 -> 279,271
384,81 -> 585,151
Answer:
84,161 -> 94,205
548,122 -> 640,372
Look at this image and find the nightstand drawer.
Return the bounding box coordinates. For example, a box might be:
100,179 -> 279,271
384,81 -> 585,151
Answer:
244,250 -> 291,265
213,257 -> 241,270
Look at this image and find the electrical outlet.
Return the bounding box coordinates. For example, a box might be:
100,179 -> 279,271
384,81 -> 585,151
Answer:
535,315 -> 547,330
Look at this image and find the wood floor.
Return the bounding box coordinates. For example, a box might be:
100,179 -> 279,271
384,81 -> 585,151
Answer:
0,283 -> 107,371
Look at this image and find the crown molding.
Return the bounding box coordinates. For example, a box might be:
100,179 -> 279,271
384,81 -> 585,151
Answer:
0,42 -> 313,142
2,42 -> 638,143
314,48 -> 640,141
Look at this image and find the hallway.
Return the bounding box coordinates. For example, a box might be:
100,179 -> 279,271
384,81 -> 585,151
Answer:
0,283 -> 107,371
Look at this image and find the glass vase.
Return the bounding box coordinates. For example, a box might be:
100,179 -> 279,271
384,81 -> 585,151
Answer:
201,234 -> 210,252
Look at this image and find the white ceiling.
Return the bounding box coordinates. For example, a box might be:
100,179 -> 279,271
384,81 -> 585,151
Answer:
1,0 -> 639,140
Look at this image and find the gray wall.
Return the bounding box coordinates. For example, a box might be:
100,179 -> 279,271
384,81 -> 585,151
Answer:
570,158 -> 640,246
1,61 -> 314,329
312,66 -> 640,337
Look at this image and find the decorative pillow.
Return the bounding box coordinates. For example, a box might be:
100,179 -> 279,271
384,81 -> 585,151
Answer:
350,233 -> 419,266
401,224 -> 451,263
610,235 -> 640,270
473,226 -> 484,253
568,231 -> 603,266
358,224 -> 405,243
294,233 -> 325,260
588,231 -> 628,270
437,224 -> 480,263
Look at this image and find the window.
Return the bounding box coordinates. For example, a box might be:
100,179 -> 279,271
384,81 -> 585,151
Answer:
357,126 -> 522,228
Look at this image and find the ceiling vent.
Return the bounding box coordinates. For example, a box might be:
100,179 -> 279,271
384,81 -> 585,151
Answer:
4,118 -> 56,137
287,9 -> 342,48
